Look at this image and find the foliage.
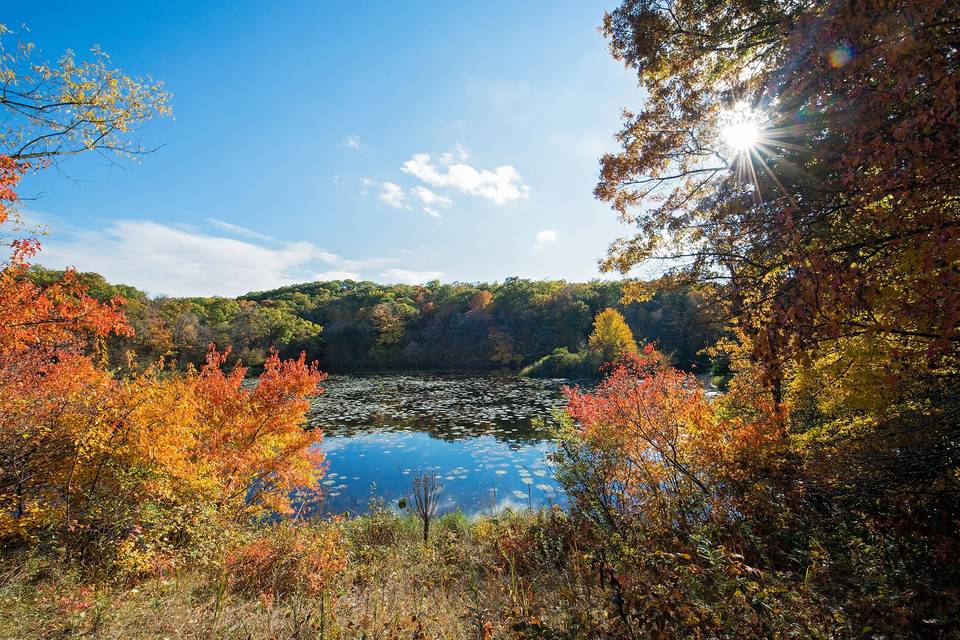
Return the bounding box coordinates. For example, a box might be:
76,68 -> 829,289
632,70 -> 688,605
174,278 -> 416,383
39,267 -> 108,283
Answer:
0,156 -> 326,576
227,520 -> 346,599
0,24 -> 172,162
597,0 -> 959,377
28,269 -> 716,374
587,307 -> 637,362
557,346 -> 719,530
523,308 -> 644,379
551,347 -> 956,636
584,0 -> 960,635
595,0 -> 960,457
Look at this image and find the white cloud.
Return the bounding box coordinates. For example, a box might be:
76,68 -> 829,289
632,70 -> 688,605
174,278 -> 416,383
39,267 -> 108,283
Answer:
379,268 -> 443,284
377,183 -> 447,218
533,229 -> 558,250
206,218 -> 273,242
313,270 -> 362,281
378,182 -> 410,209
412,186 -> 451,208
438,144 -> 469,165
411,186 -> 450,218
344,134 -> 363,151
401,151 -> 530,205
31,217 -> 400,297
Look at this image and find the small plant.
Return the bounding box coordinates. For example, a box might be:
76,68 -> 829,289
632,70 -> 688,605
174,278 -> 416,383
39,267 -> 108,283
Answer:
411,472 -> 443,543
226,521 -> 346,599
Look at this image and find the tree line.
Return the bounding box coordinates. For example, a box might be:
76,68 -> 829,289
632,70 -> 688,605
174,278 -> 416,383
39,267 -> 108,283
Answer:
28,266 -> 717,376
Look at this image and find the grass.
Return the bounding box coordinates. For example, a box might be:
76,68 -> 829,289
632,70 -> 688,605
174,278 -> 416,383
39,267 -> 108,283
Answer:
0,507 -> 591,639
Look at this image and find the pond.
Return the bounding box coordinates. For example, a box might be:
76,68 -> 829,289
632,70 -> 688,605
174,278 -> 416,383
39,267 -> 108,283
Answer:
304,373 -> 576,516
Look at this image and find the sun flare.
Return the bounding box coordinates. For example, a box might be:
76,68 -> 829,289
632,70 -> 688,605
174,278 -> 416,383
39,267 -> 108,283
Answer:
723,119 -> 760,152
720,103 -> 764,153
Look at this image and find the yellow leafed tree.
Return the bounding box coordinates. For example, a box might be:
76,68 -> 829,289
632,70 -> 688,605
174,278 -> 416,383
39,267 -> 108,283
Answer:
588,308 -> 638,361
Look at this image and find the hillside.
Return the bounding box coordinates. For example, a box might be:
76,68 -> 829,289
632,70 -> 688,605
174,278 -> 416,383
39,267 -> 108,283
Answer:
29,267 -> 717,374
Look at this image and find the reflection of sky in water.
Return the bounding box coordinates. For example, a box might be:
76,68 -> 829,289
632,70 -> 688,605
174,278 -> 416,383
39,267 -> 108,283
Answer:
317,431 -> 563,516
305,373 -> 577,516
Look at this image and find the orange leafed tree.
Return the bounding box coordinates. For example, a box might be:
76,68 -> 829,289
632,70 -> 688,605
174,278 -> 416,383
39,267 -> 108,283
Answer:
191,347 -> 326,515
0,156 -> 131,531
0,156 -> 327,564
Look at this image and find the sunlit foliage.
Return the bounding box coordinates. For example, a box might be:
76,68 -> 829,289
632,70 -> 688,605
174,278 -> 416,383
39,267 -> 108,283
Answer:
597,0 -> 959,402
580,0 -> 960,633
0,25 -> 171,161
587,307 -> 638,362
0,157 -> 326,574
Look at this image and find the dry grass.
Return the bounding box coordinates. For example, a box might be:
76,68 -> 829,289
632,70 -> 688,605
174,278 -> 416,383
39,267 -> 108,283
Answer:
0,508 -> 586,639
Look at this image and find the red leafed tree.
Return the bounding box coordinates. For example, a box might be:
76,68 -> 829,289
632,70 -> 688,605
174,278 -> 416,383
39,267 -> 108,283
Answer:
560,346 -> 719,530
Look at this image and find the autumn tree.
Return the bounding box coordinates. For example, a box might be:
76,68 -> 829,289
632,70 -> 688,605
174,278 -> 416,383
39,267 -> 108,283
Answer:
469,289 -> 494,312
588,307 -> 638,362
0,33 -> 326,573
597,0 -> 958,376
589,1 -> 960,632
0,154 -> 328,564
550,346 -> 838,636
560,345 -> 714,525
596,0 -> 959,493
0,157 -> 132,534
0,24 -> 171,162
370,301 -> 416,347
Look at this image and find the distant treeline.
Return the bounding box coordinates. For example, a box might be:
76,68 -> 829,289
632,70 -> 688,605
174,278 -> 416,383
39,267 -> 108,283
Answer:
29,267 -> 716,374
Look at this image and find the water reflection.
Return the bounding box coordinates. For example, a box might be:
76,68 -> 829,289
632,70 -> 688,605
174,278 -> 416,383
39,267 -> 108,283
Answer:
305,373 -> 574,516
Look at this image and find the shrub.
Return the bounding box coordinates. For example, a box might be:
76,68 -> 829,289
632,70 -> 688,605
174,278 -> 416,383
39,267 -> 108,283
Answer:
474,508 -> 573,575
226,521 -> 346,599
520,347 -> 602,379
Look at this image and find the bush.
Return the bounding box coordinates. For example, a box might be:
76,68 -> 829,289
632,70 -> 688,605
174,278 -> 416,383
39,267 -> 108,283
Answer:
473,507 -> 573,575
520,347 -> 602,379
226,521 -> 346,599
345,496 -> 420,549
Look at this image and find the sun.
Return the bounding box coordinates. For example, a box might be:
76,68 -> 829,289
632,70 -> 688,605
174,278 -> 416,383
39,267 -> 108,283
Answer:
723,119 -> 760,152
716,102 -> 784,198
719,103 -> 764,154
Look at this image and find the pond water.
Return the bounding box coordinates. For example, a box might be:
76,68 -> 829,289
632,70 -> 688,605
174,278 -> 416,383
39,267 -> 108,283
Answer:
304,373 -> 575,516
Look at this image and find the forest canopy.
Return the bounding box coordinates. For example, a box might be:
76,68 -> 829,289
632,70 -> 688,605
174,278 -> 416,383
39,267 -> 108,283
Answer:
27,266 -> 717,375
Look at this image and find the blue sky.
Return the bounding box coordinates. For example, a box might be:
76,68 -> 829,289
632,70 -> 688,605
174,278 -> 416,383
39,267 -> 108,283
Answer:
9,1 -> 641,297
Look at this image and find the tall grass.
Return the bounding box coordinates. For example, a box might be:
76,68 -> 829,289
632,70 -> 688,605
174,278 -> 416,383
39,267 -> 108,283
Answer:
1,508 -> 582,639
